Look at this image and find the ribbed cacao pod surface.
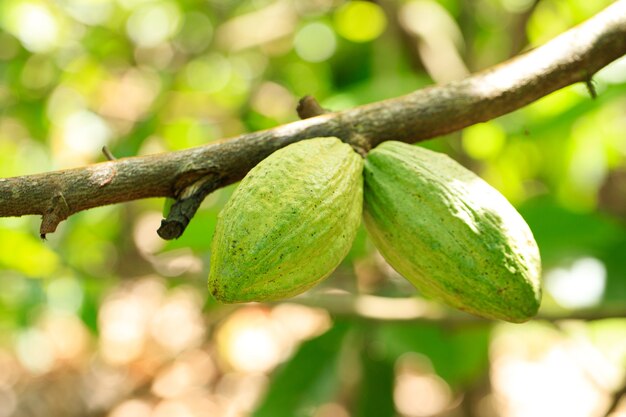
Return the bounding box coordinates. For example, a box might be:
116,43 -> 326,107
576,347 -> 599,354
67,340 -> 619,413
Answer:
363,141 -> 541,322
209,137 -> 363,303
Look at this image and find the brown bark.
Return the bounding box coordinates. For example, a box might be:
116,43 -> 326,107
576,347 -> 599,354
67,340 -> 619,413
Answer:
1,0 -> 626,238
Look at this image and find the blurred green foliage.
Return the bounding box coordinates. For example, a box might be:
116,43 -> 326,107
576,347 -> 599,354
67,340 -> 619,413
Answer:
0,0 -> 625,416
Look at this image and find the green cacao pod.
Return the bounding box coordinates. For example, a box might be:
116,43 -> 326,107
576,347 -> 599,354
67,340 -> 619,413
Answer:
209,137 -> 363,303
363,141 -> 541,322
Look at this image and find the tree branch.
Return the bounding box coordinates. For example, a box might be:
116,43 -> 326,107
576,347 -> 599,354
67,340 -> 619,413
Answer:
288,294 -> 626,325
1,0 -> 626,238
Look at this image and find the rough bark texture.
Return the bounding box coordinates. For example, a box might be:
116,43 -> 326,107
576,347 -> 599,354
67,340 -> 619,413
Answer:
1,0 -> 626,238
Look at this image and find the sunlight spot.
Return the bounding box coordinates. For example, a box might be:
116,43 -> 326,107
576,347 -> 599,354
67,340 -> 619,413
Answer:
334,1 -> 387,43
47,86 -> 86,124
150,288 -> 205,353
394,360 -> 453,417
99,296 -> 150,364
9,3 -> 59,52
98,69 -> 161,122
270,303 -> 330,341
217,308 -> 291,373
294,22 -> 336,62
216,2 -> 296,51
356,295 -> 444,320
492,344 -> 608,417
40,311 -> 89,361
16,329 -> 55,374
62,110 -> 111,154
62,0 -> 113,25
126,2 -> 181,48
231,328 -> 280,372
251,82 -> 296,121
545,257 -> 606,309
152,362 -> 195,399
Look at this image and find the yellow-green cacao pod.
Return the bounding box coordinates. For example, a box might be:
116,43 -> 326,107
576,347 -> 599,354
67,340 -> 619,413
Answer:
363,141 -> 541,322
209,137 -> 363,303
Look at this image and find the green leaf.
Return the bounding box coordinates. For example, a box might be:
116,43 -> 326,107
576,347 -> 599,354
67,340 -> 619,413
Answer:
253,321 -> 350,417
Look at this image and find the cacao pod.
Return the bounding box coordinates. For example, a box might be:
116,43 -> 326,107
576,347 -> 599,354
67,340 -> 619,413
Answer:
363,141 -> 541,322
209,137 -> 363,303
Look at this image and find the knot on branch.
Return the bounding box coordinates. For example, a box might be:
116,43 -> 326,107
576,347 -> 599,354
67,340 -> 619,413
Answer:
40,193 -> 70,239
297,95 -> 329,119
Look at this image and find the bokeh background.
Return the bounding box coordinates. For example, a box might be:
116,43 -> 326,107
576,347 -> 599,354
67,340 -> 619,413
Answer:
1,0 -> 626,416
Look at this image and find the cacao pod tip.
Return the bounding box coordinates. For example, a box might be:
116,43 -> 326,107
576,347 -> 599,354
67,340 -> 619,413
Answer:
208,278 -> 243,304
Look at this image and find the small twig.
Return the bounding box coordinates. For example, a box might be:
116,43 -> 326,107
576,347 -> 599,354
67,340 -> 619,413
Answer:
296,95 -> 329,119
586,76 -> 598,99
102,146 -> 117,161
